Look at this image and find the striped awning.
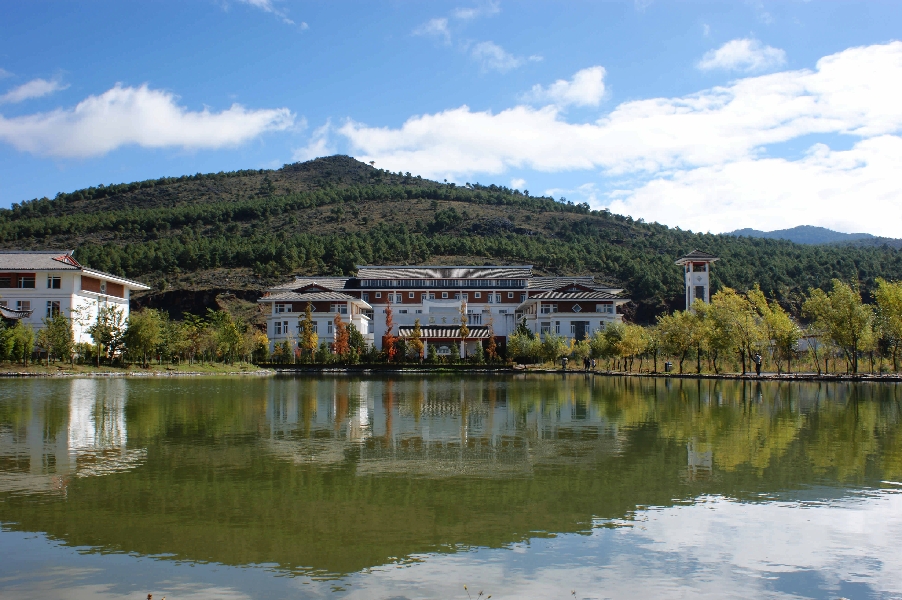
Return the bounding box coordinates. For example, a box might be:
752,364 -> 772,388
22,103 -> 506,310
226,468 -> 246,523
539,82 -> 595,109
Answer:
396,325 -> 493,339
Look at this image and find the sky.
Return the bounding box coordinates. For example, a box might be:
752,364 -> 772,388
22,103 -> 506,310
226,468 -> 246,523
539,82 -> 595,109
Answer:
1,1 -> 901,236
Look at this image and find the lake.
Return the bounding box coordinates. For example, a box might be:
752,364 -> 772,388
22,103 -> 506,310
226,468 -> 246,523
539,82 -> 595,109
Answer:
1,375 -> 901,599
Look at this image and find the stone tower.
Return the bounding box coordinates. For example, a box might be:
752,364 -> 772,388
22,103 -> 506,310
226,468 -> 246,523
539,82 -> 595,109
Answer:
675,250 -> 719,309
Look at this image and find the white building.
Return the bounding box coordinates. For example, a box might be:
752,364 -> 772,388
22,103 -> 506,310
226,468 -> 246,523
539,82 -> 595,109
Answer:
259,282 -> 375,352
261,266 -> 628,354
0,250 -> 150,344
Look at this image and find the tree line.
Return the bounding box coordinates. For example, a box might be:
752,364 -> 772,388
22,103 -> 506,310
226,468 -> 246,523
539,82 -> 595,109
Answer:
0,306 -> 269,367
505,278 -> 902,375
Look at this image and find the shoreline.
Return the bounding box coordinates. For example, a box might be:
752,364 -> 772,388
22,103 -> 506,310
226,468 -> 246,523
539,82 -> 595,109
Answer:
0,364 -> 899,382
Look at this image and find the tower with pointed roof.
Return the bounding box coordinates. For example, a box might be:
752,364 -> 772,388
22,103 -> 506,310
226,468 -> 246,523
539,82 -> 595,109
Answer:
675,250 -> 718,309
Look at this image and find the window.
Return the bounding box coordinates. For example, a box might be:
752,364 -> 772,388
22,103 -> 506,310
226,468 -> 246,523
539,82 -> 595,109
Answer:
47,276 -> 61,289
327,321 -> 334,334
695,285 -> 706,300
415,309 -> 423,314
275,303 -> 287,314
474,292 -> 481,299
498,309 -> 508,314
428,293 -> 435,300
467,312 -> 482,325
18,276 -> 35,289
46,301 -> 61,318
399,309 -> 408,314
520,293 -> 527,302
540,304 -> 558,314
540,322 -> 551,334
572,304 -> 582,313
330,303 -> 348,314
570,323 -> 576,334
409,292 -> 415,298
442,292 -> 448,299
275,321 -> 290,335
508,292 -> 514,298
555,321 -> 561,334
16,300 -> 30,311
395,293 -> 403,303
597,303 -> 614,314
0,277 -> 10,288
311,321 -> 318,334
275,321 -> 282,335
362,293 -> 369,302
375,292 -> 382,298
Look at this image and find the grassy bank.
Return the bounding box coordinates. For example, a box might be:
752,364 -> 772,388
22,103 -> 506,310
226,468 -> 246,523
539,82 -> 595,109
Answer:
0,361 -> 272,377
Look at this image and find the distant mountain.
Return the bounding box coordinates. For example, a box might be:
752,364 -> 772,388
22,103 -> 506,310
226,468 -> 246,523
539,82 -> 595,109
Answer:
727,225 -> 876,245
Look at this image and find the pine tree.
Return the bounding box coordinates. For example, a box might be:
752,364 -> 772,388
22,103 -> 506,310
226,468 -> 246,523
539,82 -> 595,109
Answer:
333,313 -> 350,358
299,302 -> 318,362
383,296 -> 398,362
408,318 -> 424,361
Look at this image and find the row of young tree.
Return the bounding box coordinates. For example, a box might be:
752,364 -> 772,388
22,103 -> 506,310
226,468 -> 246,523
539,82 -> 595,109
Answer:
268,300 -> 501,365
0,306 -> 269,367
506,278 -> 902,375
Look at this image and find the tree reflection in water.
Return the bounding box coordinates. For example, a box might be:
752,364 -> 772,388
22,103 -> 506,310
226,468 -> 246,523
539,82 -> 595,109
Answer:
0,375 -> 900,578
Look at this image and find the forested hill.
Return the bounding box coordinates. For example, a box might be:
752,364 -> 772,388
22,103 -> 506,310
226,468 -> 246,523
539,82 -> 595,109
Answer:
2,155 -> 901,321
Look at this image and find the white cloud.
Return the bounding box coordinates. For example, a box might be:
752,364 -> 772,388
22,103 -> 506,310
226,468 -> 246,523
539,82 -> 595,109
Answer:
470,41 -> 523,72
608,136 -> 902,236
522,66 -> 606,107
339,42 -> 902,235
0,77 -> 69,104
697,38 -> 787,72
413,18 -> 451,44
0,68 -> 12,79
0,84 -> 294,158
236,0 -> 295,25
452,1 -> 500,20
510,177 -> 526,190
293,120 -> 335,162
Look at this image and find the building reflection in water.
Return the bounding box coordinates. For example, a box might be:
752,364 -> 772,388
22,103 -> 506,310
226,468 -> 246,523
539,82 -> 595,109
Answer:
0,379 -> 144,496
263,376 -> 628,478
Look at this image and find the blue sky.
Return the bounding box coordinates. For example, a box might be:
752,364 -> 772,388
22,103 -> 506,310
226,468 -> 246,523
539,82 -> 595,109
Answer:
2,1 -> 901,235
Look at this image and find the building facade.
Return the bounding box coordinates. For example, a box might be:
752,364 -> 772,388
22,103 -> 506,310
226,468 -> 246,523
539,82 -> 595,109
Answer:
0,250 -> 150,344
260,265 -> 627,354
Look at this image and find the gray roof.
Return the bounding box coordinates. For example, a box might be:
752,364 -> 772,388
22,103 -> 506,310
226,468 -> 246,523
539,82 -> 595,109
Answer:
268,277 -> 350,292
675,250 -> 719,264
523,290 -> 622,301
260,291 -> 371,306
355,265 -> 532,280
529,276 -> 599,289
0,250 -> 150,290
0,250 -> 81,271
397,325 -> 492,339
0,304 -> 33,319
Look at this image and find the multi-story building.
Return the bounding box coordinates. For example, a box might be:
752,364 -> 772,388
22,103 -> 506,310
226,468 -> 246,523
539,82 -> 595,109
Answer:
0,250 -> 150,344
260,265 -> 627,355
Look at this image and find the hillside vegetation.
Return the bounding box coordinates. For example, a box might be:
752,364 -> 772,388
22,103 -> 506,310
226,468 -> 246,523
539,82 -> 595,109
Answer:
3,155 -> 901,321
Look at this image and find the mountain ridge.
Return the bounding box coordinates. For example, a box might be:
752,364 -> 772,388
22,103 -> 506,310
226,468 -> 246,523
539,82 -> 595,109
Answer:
2,155 -> 901,322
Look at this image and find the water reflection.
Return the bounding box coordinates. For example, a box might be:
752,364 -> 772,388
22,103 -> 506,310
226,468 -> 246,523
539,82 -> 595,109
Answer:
0,379 -> 144,496
0,375 -> 900,594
